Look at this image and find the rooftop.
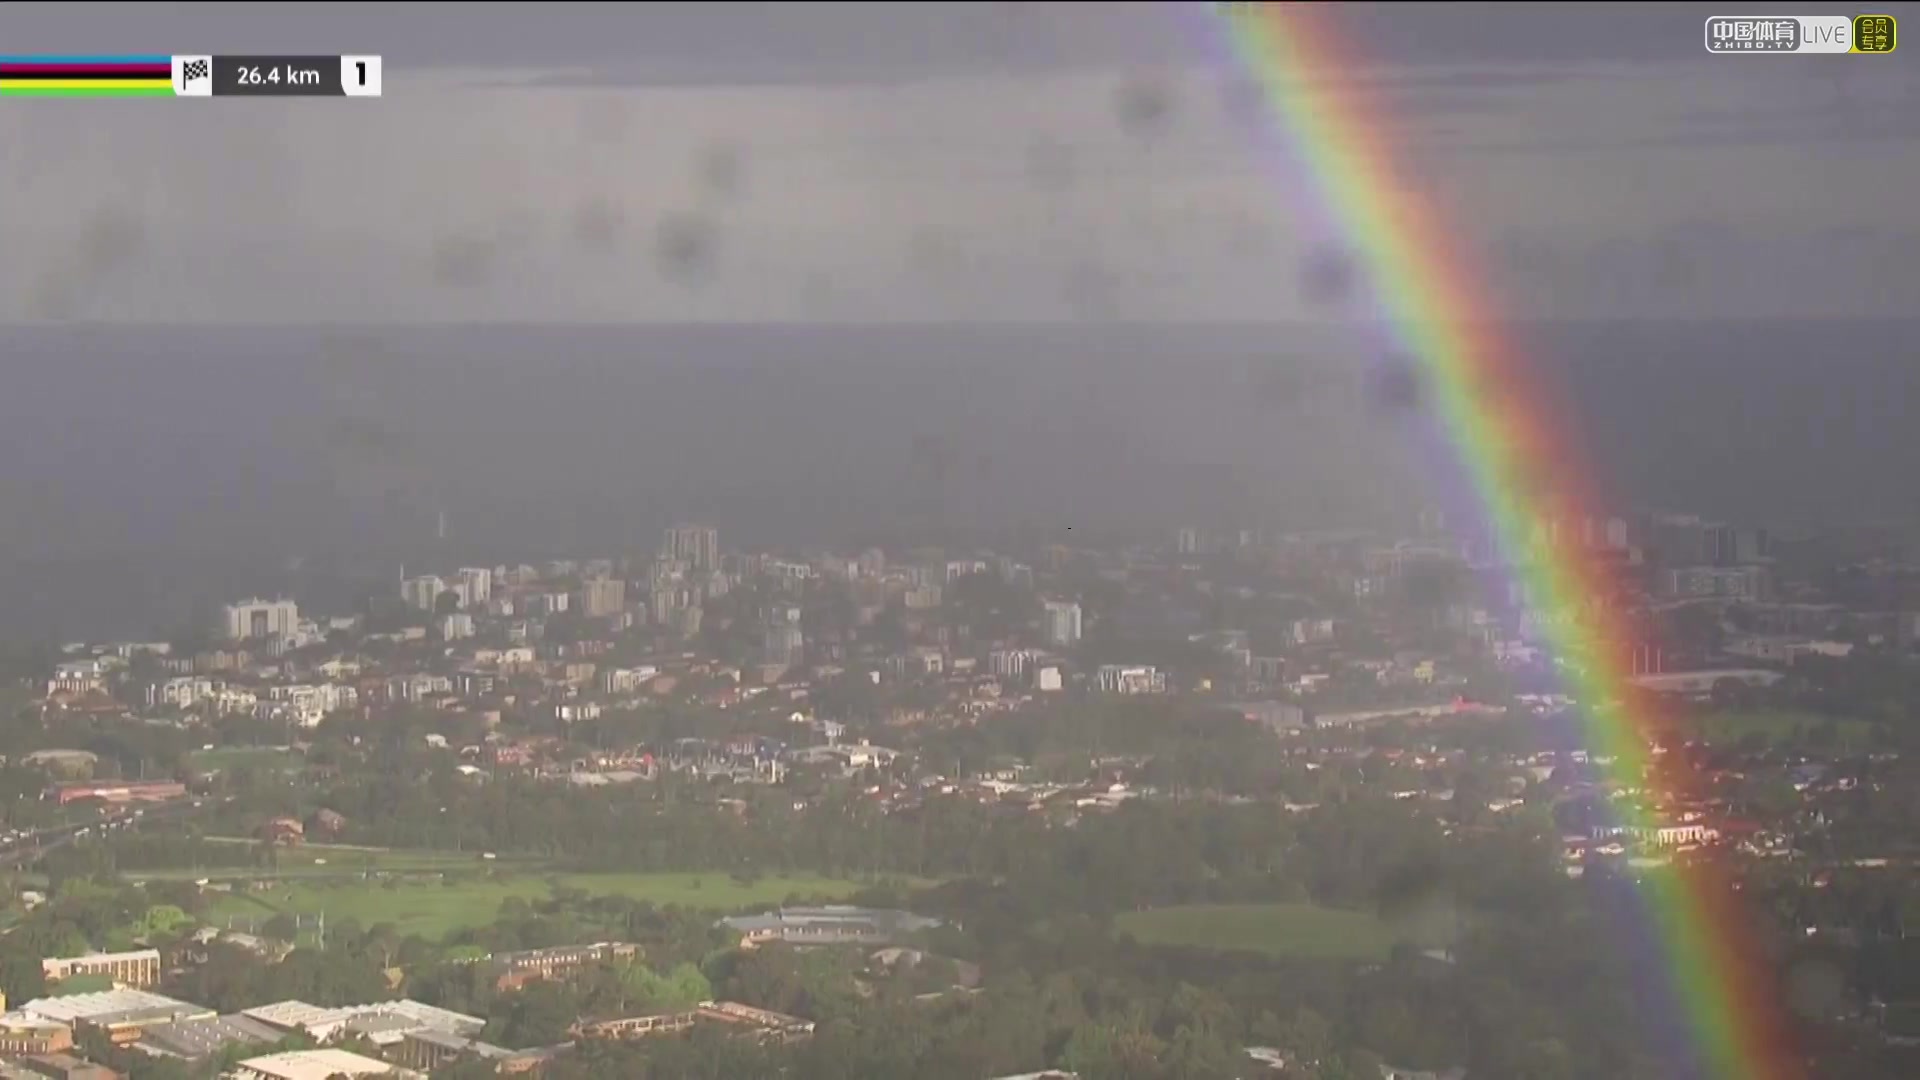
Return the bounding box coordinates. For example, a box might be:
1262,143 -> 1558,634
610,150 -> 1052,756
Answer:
718,905 -> 944,935
242,999 -> 483,1039
16,989 -> 202,1024
138,1013 -> 284,1060
242,1000 -> 350,1032
43,947 -> 161,966
342,1012 -> 427,1045
2,1056 -> 118,1080
232,1048 -> 399,1080
403,1029 -> 514,1058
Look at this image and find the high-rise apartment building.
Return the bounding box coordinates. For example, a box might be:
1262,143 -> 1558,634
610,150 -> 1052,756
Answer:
401,574 -> 447,612
763,623 -> 805,669
662,525 -> 720,572
1043,600 -> 1082,648
988,649 -> 1035,679
579,577 -> 627,618
221,598 -> 300,642
455,567 -> 493,608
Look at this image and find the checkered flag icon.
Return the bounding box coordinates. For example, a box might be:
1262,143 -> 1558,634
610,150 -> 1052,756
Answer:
182,59 -> 209,82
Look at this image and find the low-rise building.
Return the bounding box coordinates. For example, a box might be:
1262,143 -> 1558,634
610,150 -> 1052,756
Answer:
487,943 -> 638,992
15,989 -> 212,1045
496,1043 -> 574,1075
146,677 -> 219,711
241,1000 -> 482,1045
10,1053 -> 122,1080
1095,665 -> 1165,695
0,1017 -> 73,1056
1230,701 -> 1308,735
1664,564 -> 1768,601
41,950 -> 160,988
717,907 -> 942,949
259,817 -> 305,845
389,1030 -> 514,1073
602,666 -> 659,695
135,1013 -> 284,1062
573,1010 -> 697,1040
45,781 -> 185,807
695,1001 -> 815,1042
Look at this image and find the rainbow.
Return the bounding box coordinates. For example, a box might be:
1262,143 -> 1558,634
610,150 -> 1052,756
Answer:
1199,5 -> 1800,1078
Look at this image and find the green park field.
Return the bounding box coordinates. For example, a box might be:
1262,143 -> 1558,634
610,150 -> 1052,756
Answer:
185,746 -> 305,774
202,870 -> 895,941
126,841 -> 514,882
1114,903 -> 1400,962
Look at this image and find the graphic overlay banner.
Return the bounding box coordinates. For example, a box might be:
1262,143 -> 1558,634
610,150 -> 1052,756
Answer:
1705,14 -> 1898,53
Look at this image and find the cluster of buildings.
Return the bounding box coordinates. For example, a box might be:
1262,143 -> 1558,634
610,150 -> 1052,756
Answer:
0,987 -> 478,1078
35,504 -> 1904,737
23,503 -> 1910,848
32,521 -> 1470,750
2,929 -> 901,1078
28,507 -> 1898,846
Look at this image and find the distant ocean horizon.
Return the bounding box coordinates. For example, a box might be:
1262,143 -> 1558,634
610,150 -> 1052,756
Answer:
0,318 -> 1914,643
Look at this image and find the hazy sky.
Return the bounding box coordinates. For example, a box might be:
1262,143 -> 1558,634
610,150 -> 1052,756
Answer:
2,2 -> 1915,324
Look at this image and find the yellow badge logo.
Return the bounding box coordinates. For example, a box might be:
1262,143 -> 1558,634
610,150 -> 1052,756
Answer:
1852,14 -> 1897,53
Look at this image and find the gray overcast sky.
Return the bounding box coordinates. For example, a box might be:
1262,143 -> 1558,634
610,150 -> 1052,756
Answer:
1,2 -> 1915,324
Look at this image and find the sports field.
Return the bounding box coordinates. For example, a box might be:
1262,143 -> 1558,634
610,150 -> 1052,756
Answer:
202,871 -> 893,940
1114,903 -> 1399,961
128,841 -> 515,881
186,746 -> 305,773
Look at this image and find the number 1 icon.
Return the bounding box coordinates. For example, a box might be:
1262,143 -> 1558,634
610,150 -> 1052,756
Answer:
340,55 -> 382,97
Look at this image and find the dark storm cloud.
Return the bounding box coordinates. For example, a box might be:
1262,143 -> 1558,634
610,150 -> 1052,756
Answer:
1,1 -> 1912,326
